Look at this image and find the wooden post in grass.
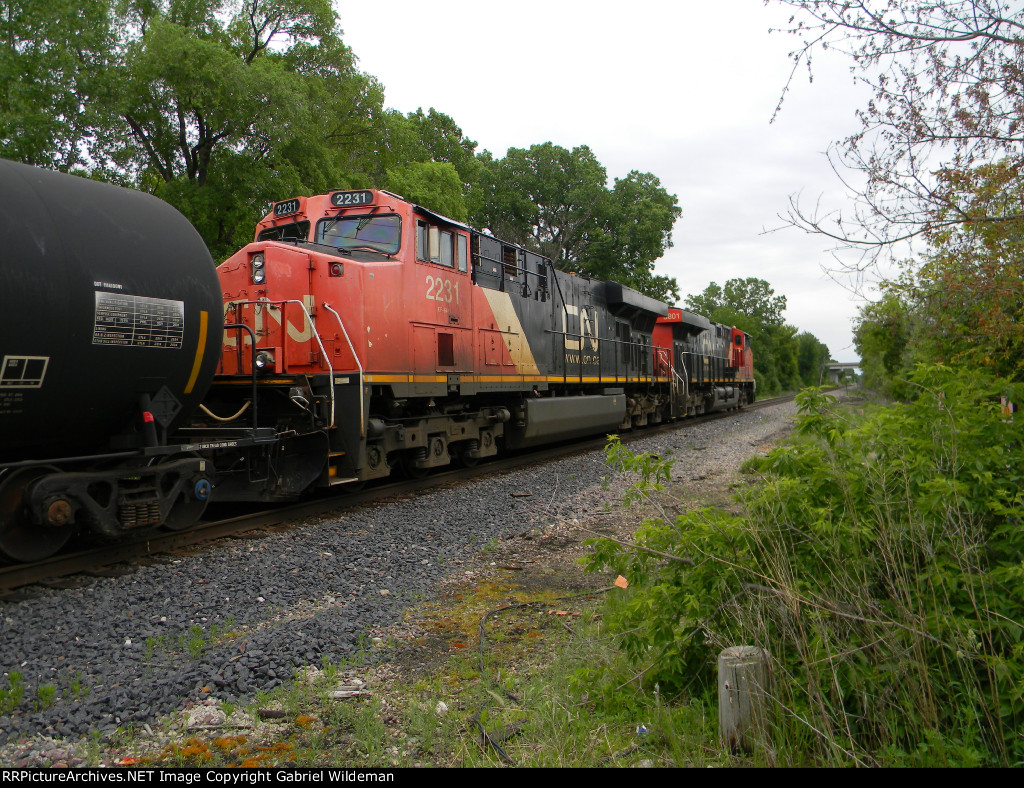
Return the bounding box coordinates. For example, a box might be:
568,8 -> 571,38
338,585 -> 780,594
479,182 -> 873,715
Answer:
718,646 -> 769,754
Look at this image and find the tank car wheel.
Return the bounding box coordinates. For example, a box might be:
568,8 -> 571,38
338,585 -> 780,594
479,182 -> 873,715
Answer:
161,455 -> 211,531
0,467 -> 73,563
161,491 -> 209,531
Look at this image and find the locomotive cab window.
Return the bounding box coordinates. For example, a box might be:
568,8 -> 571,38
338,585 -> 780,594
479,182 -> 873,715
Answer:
257,221 -> 310,243
734,335 -> 743,347
417,221 -> 429,261
439,230 -> 454,267
316,214 -> 401,255
417,222 -> 456,268
457,234 -> 468,273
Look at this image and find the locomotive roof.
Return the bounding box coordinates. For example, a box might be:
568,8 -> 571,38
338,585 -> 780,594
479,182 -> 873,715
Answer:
412,203 -> 473,231
603,282 -> 670,318
659,308 -> 713,332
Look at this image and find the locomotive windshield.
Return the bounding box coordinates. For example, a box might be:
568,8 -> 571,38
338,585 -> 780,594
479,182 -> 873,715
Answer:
316,214 -> 401,255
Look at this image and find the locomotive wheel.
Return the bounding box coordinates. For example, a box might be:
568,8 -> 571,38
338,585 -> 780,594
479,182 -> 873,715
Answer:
400,452 -> 430,479
403,461 -> 429,479
0,467 -> 73,563
453,443 -> 480,469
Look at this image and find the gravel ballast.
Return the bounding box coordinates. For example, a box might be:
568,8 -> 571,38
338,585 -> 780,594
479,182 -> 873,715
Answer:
0,400 -> 796,760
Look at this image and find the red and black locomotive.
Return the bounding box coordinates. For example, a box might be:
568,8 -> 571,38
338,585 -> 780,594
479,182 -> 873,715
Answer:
198,188 -> 754,501
0,162 -> 754,563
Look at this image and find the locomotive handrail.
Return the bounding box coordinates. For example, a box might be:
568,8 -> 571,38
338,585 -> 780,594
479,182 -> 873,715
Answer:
227,300 -> 335,430
279,299 -> 336,430
322,302 -> 365,439
656,347 -> 688,400
471,252 -> 551,299
222,322 -> 259,430
472,251 -> 549,281
546,329 -> 662,383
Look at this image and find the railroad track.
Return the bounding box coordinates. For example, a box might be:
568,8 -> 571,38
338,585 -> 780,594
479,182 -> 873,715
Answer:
0,397 -> 792,595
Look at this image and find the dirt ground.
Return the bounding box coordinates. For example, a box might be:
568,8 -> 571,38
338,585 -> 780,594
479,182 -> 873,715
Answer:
366,405 -> 798,701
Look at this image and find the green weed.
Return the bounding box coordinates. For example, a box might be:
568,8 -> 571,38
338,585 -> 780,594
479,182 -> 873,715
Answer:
0,672 -> 24,714
34,684 -> 57,710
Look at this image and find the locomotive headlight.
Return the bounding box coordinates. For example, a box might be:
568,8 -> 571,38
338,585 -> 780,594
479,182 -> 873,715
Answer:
251,252 -> 266,284
255,350 -> 275,371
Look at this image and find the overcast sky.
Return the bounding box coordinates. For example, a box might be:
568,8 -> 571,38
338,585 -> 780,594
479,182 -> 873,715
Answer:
334,0 -> 876,362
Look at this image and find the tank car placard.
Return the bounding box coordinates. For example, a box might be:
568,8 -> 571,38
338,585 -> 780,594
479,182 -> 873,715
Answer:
92,291 -> 185,349
0,355 -> 49,388
0,356 -> 48,418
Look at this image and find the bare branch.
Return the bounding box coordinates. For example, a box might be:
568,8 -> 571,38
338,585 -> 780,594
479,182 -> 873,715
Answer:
771,1 -> 1024,273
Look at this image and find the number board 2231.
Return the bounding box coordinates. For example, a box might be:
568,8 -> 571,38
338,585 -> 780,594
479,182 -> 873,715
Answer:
330,190 -> 374,207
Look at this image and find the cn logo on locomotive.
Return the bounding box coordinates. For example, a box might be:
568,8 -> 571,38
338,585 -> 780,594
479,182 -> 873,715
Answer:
562,304 -> 599,352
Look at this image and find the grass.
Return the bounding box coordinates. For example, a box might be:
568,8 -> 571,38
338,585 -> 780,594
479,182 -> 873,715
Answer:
139,620 -> 243,672
34,685 -> 57,711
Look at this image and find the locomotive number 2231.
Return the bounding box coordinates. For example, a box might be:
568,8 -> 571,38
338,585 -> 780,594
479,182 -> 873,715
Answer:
425,276 -> 460,305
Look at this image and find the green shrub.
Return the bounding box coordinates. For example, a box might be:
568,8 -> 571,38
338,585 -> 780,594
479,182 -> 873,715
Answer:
586,366 -> 1024,765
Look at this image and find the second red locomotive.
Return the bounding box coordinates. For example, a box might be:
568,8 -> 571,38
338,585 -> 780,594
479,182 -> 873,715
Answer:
192,188 -> 755,501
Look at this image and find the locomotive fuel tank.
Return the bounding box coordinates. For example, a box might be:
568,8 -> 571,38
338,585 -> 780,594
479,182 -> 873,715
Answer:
0,159 -> 224,461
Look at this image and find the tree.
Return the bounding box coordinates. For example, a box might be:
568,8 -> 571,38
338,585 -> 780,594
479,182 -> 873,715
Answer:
371,107 -> 482,220
585,171 -> 683,302
475,143 -> 681,302
81,0 -> 384,258
685,277 -> 788,327
796,331 -> 832,387
852,289 -> 916,398
474,142 -> 609,263
405,108 -> 480,184
0,0 -> 111,168
902,159 -> 1024,380
772,1 -> 1024,271
384,161 -> 468,221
